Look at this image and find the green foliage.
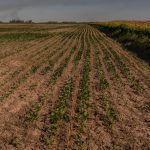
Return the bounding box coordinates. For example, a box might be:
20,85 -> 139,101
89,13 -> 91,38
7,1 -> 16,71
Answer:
26,94 -> 46,123
30,65 -> 39,73
0,32 -> 49,41
76,48 -> 90,126
95,49 -> 109,90
74,38 -> 91,147
50,79 -> 73,124
99,79 -> 109,90
40,61 -> 54,75
102,93 -> 116,127
9,137 -> 21,148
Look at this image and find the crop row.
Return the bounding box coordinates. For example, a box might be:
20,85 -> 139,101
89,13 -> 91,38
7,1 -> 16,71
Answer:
74,36 -> 91,147
42,32 -> 85,147
93,34 -> 116,128
102,46 -> 120,82
45,78 -> 74,147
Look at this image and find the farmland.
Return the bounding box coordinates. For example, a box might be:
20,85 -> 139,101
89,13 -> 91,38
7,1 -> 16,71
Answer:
0,24 -> 150,149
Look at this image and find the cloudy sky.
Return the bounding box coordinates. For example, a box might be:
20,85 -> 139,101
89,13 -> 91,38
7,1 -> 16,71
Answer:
0,0 -> 150,22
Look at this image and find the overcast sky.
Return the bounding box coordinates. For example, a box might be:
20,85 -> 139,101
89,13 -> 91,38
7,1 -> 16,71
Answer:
0,0 -> 150,22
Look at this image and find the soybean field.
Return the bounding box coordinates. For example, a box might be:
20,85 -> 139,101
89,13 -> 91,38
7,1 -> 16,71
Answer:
0,24 -> 150,150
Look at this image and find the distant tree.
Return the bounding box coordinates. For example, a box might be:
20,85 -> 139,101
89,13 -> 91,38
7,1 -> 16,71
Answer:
25,20 -> 33,23
9,19 -> 25,23
47,21 -> 59,24
61,21 -> 77,24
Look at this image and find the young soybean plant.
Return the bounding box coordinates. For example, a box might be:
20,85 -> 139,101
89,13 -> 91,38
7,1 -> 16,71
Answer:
75,43 -> 91,147
46,78 -> 74,146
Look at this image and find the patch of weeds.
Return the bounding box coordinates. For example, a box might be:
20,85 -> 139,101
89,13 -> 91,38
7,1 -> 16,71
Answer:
130,77 -> 143,92
9,136 -> 21,148
102,93 -> 116,128
18,93 -> 26,99
41,62 -> 54,75
10,69 -> 23,78
25,94 -> 46,123
142,102 -> 150,112
74,37 -> 84,66
107,61 -> 116,75
30,65 -> 39,74
95,49 -> 109,90
28,84 -> 37,91
100,79 -> 109,90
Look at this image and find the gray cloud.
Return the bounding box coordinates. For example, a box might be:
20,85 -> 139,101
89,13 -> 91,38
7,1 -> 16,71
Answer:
0,0 -> 150,22
0,0 -> 99,20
